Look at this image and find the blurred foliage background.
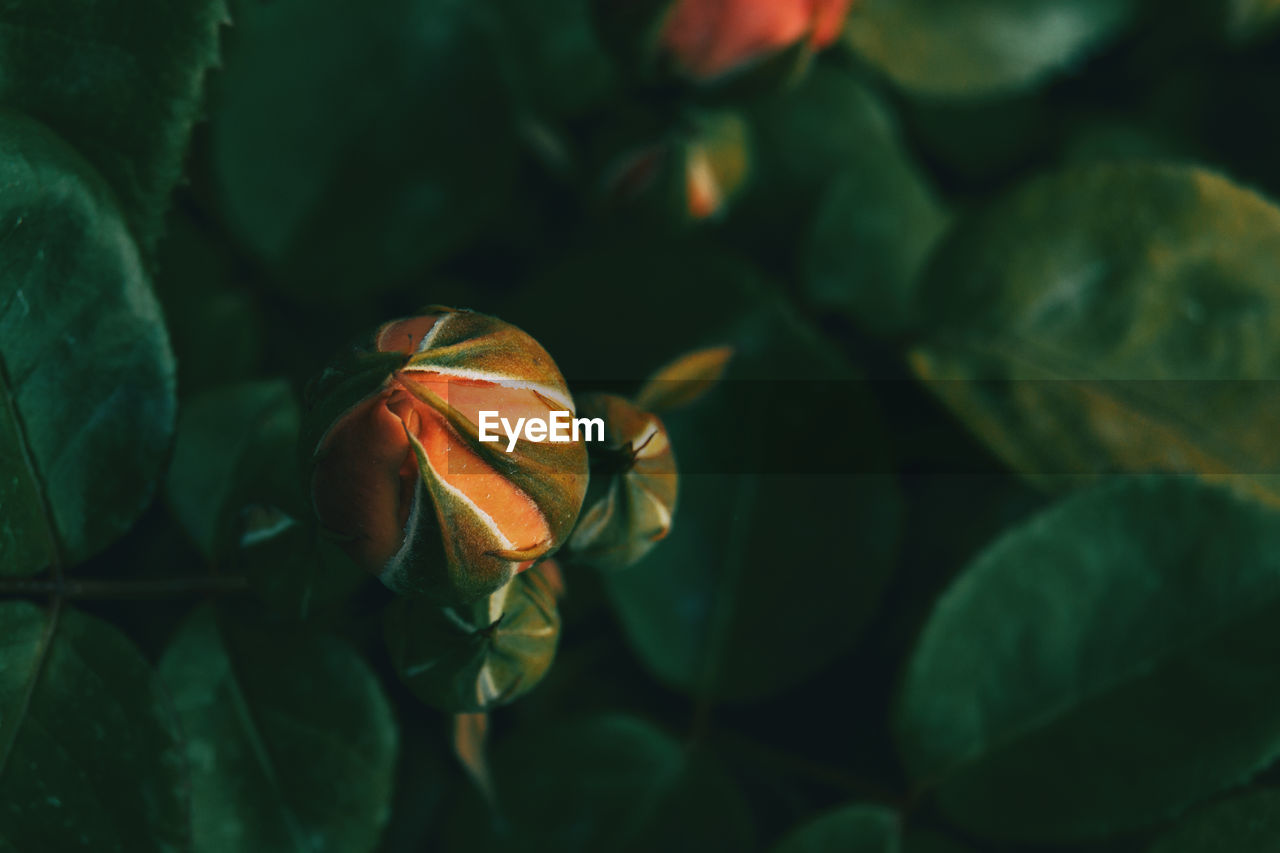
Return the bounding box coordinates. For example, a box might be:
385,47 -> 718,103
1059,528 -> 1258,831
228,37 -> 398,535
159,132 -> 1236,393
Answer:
5,0 -> 1280,850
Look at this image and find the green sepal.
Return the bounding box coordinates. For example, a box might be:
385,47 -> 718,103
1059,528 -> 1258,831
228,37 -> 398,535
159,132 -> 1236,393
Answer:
385,562 -> 562,713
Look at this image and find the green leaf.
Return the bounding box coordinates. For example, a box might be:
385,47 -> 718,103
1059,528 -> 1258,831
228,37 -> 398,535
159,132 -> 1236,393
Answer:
0,0 -> 228,248
1227,0 -> 1280,41
897,476 -> 1280,842
794,74 -> 950,337
739,69 -> 924,261
845,0 -> 1139,97
165,380 -> 300,563
487,0 -> 615,117
0,600 -> 188,850
0,113 -> 176,575
211,0 -> 516,297
450,714 -> 754,853
164,380 -> 364,620
158,605 -> 399,853
1148,788 -> 1280,852
910,163 -> 1280,506
771,804 -> 900,853
604,298 -> 902,701
153,212 -> 265,395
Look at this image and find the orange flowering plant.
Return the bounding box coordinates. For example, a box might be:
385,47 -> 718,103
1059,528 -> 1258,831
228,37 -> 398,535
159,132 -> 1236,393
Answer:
8,0 -> 1280,850
661,0 -> 855,79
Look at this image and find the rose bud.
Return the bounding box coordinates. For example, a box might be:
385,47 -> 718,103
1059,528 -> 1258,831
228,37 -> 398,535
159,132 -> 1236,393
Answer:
685,112 -> 750,220
660,0 -> 856,81
602,112 -> 749,223
303,308 -> 589,603
567,394 -> 677,570
385,560 -> 562,713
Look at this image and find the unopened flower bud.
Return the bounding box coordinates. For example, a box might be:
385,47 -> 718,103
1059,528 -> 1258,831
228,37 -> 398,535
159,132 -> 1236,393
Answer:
685,113 -> 750,220
385,561 -> 562,712
602,112 -> 749,223
568,394 -> 677,570
304,308 -> 589,603
660,0 -> 856,80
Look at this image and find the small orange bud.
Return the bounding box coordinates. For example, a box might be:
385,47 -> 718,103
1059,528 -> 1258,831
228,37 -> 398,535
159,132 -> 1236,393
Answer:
684,113 -> 749,220
304,308 -> 589,603
660,0 -> 855,80
602,113 -> 749,223
568,394 -> 678,570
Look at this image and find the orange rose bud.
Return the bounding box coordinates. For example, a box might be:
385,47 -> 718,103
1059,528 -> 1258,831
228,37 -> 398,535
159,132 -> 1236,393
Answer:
660,0 -> 855,80
602,112 -> 749,223
684,112 -> 749,220
568,394 -> 677,571
303,308 -> 589,604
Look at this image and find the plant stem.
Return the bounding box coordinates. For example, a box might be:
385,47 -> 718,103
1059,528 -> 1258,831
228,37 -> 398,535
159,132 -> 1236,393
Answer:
0,575 -> 249,599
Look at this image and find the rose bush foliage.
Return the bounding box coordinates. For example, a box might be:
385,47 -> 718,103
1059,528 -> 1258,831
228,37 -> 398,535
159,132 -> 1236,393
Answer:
3,0 -> 1280,852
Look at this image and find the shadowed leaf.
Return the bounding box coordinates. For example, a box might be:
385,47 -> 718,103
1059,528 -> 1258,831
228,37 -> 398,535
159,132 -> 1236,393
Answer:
159,606 -> 399,853
911,163 -> 1280,506
846,0 -> 1138,97
212,0 -> 516,297
0,601 -> 188,850
605,298 -> 902,701
771,804 -> 900,853
0,114 -> 175,575
0,0 -> 228,248
450,714 -> 754,852
897,477 -> 1280,841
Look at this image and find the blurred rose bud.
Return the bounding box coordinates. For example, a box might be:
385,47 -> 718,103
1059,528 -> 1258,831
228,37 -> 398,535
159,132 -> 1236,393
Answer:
386,561 -> 561,712
661,0 -> 855,80
603,112 -> 749,223
568,394 -> 677,570
303,308 -> 589,604
684,113 -> 749,220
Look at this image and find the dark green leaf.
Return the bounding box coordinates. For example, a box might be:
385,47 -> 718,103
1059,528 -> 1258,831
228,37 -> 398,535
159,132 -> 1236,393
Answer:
450,714 -> 754,853
897,477 -> 1280,841
796,75 -> 950,337
739,69 -> 921,262
154,212 -> 265,395
0,0 -> 228,248
911,163 -> 1280,505
212,0 -> 516,297
164,380 -> 363,619
158,605 -> 399,853
771,804 -> 900,853
165,380 -> 300,562
0,600 -> 188,850
605,298 -> 902,701
845,0 -> 1139,96
1149,788 -> 1280,852
0,113 -> 176,575
1227,0 -> 1280,41
487,0 -> 615,117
